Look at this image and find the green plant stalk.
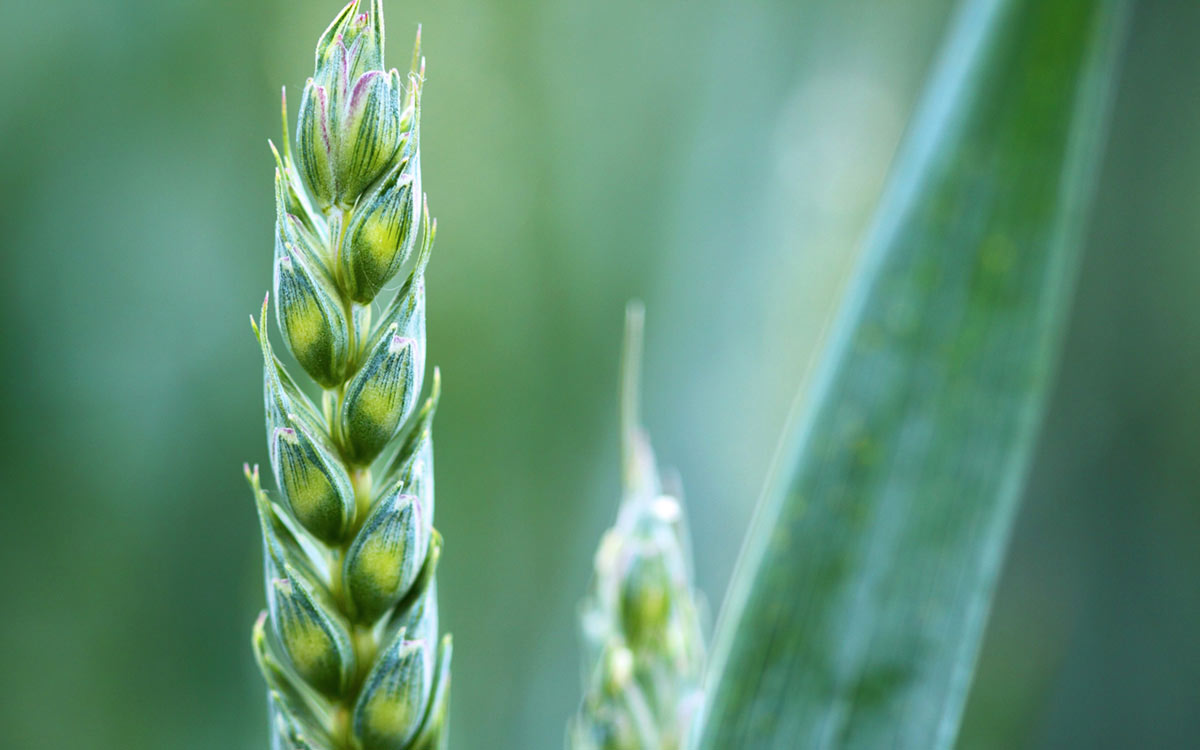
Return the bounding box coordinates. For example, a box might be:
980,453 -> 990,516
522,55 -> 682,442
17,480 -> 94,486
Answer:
244,3 -> 450,749
569,303 -> 707,750
697,0 -> 1129,748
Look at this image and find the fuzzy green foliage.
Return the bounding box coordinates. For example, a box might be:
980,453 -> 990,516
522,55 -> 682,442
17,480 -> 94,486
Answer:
245,3 -> 449,749
569,304 -> 706,750
696,1 -> 1130,748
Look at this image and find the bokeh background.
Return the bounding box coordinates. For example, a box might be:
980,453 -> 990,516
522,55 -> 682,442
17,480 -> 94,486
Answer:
1,0 -> 1197,748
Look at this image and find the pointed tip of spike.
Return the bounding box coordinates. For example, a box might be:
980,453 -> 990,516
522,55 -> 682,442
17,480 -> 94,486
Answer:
411,24 -> 423,76
620,301 -> 649,491
278,87 -> 292,160
625,298 -> 646,324
428,366 -> 442,405
621,300 -> 646,426
244,462 -> 265,494
252,296 -> 269,340
252,611 -> 270,652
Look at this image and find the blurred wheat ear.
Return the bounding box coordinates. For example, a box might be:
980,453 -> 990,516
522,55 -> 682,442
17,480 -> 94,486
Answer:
568,303 -> 707,750
696,0 -> 1130,748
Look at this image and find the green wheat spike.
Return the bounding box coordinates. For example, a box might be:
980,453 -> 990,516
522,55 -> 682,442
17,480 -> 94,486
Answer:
569,302 -> 707,750
244,3 -> 449,748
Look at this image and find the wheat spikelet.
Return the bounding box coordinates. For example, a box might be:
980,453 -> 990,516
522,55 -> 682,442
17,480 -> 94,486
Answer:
569,303 -> 707,750
243,3 -> 449,748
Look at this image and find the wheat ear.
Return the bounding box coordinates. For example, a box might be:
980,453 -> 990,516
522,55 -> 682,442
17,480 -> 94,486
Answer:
243,3 -> 449,748
569,302 -> 707,750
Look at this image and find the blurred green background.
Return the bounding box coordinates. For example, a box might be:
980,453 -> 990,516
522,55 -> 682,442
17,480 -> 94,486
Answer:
1,0 -> 1196,748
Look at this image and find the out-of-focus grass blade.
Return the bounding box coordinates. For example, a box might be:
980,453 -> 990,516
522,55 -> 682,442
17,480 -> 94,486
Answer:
696,1 -> 1129,748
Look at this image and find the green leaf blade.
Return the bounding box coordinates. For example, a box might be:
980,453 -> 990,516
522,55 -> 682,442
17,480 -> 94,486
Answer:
697,1 -> 1129,748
